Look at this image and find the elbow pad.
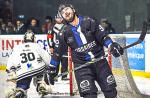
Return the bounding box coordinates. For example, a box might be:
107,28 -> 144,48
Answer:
103,36 -> 113,48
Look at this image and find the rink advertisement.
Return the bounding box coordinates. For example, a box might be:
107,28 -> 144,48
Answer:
0,34 -> 150,73
0,35 -> 49,65
126,38 -> 145,71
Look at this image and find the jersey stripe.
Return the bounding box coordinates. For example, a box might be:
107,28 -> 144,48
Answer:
77,26 -> 87,44
72,27 -> 83,47
17,65 -> 45,81
104,39 -> 113,48
71,16 -> 95,60
50,58 -> 60,67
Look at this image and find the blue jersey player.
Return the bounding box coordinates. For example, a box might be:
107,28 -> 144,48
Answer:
49,4 -> 123,98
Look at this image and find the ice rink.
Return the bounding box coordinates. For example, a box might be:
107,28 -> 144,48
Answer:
0,70 -> 150,98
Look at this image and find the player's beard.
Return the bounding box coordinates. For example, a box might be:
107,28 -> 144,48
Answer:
64,12 -> 76,23
68,13 -> 75,22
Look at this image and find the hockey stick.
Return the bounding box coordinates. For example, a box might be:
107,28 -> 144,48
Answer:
123,21 -> 147,49
54,55 -> 108,79
55,21 -> 148,79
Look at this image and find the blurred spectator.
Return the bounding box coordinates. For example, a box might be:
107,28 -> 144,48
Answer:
0,18 -> 3,24
46,13 -> 69,83
27,17 -> 42,34
5,20 -> 15,34
100,18 -> 116,34
1,0 -> 13,23
44,16 -> 53,33
14,18 -> 27,34
0,22 -> 7,34
41,24 -> 47,34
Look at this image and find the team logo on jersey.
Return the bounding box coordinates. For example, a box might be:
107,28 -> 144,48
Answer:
107,75 -> 115,85
27,63 -> 33,69
80,80 -> 90,92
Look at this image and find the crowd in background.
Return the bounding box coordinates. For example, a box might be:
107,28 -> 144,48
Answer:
0,0 -> 116,35
0,16 -> 116,35
0,16 -> 54,35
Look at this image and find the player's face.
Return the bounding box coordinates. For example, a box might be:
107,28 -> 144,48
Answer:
60,7 -> 75,22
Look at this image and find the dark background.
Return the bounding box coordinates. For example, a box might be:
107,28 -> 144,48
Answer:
1,0 -> 150,32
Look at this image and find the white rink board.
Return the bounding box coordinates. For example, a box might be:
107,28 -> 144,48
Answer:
1,34 -> 150,72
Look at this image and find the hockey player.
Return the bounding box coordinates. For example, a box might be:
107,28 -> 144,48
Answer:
51,13 -> 69,81
6,31 -> 52,98
46,13 -> 69,86
49,4 -> 124,98
54,14 -> 69,81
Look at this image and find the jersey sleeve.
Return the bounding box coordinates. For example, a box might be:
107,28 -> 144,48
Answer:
90,18 -> 113,48
36,44 -> 51,66
7,54 -> 14,72
49,28 -> 66,67
6,47 -> 18,72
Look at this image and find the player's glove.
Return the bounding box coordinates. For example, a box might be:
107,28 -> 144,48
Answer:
46,65 -> 57,85
6,66 -> 18,83
47,65 -> 57,74
6,70 -> 17,83
109,42 -> 124,57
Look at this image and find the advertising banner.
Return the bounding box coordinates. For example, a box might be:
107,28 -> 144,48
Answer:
0,34 -> 148,72
126,38 -> 145,71
0,35 -> 49,65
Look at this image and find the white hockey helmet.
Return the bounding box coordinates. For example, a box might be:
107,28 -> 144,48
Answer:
24,31 -> 35,43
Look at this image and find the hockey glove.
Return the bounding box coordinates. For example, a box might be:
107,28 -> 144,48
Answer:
6,66 -> 17,83
109,42 -> 124,57
46,65 -> 57,85
6,70 -> 17,83
47,65 -> 56,74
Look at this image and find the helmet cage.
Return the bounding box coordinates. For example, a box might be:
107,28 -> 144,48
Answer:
24,31 -> 35,43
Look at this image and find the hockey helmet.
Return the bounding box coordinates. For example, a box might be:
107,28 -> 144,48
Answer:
58,4 -> 76,22
58,4 -> 75,14
55,11 -> 63,19
24,31 -> 35,42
